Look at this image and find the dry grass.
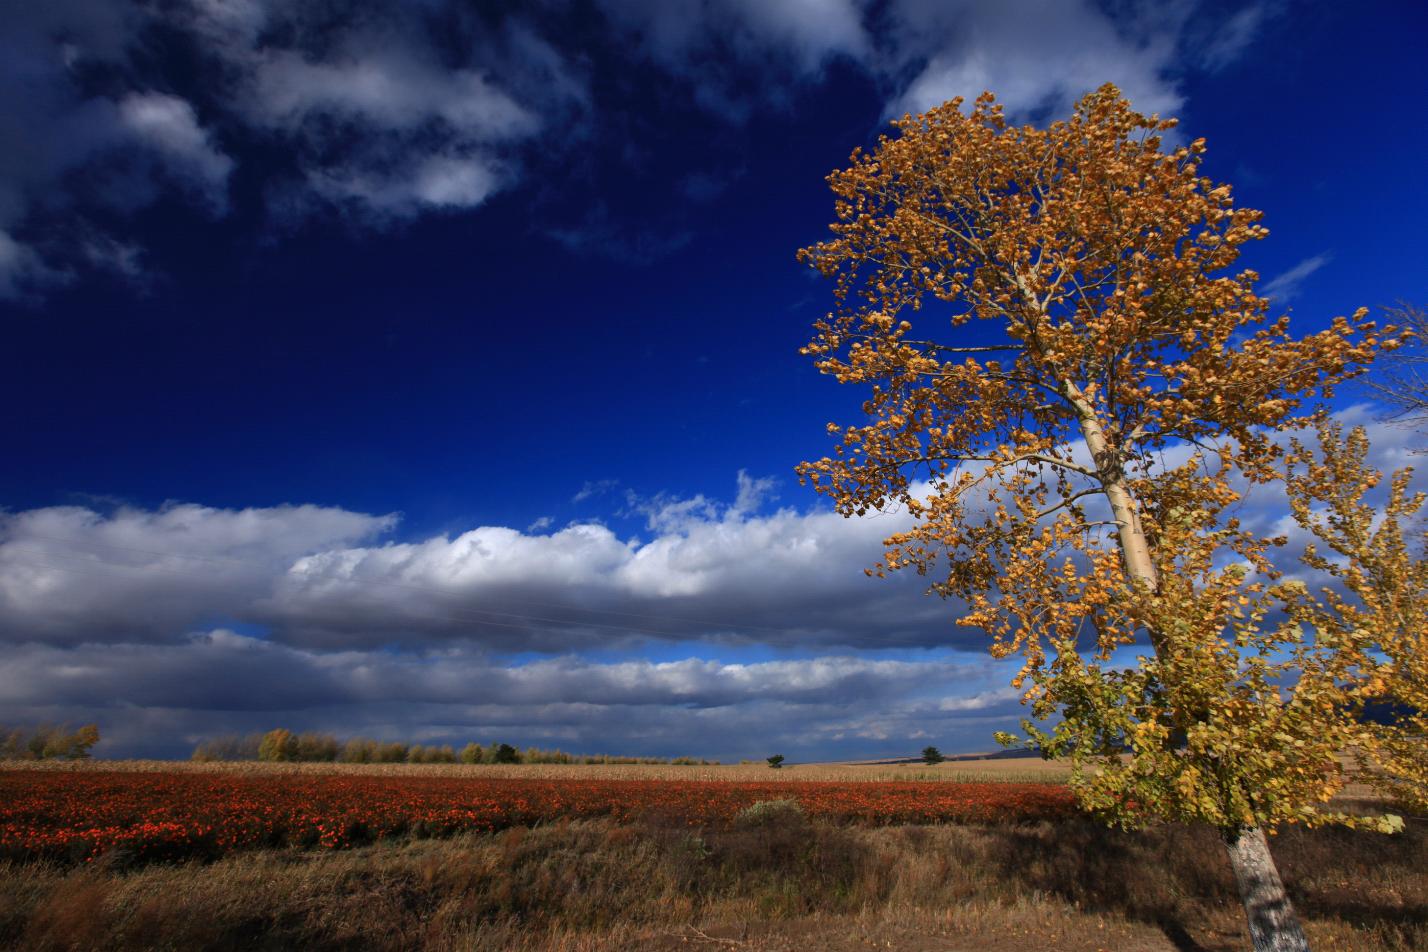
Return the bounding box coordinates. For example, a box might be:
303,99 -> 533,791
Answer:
1,809 -> 1423,951
2,756 -> 1075,785
4,758 -> 1413,950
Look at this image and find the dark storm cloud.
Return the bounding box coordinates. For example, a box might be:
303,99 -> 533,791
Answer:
0,632 -> 1021,760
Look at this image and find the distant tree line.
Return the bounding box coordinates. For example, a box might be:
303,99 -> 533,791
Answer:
1,724 -> 100,760
191,729 -> 717,766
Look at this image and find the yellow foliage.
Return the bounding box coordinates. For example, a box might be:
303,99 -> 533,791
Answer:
797,84 -> 1412,837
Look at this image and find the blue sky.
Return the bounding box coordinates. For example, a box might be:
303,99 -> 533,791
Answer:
2,0 -> 1425,760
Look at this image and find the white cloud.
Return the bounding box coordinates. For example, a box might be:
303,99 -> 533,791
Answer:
595,0 -> 868,119
883,0 -> 1186,122
181,2 -> 579,225
0,229 -> 62,301
599,0 -> 868,72
1198,2 -> 1278,72
0,1 -> 585,296
116,92 -> 234,211
250,55 -> 525,135
1262,252 -> 1332,302
0,0 -> 1279,297
0,475 -> 959,652
0,503 -> 395,645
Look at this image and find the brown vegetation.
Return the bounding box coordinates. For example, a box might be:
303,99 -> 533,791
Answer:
1,809 -> 1422,951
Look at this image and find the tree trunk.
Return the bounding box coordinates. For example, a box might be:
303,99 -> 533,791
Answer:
1224,826 -> 1311,952
1054,370 -> 1310,950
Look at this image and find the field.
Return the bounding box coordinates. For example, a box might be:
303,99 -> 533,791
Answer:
0,761 -> 1423,951
5,755 -> 1080,783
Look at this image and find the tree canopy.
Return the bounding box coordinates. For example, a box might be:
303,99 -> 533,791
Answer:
797,84 -> 1412,950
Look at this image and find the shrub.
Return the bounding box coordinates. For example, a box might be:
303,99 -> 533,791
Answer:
734,799 -> 804,827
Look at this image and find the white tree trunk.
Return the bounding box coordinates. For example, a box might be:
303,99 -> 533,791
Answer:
1225,827 -> 1311,952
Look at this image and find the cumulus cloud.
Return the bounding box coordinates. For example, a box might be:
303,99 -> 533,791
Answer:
0,0 -> 1276,297
0,474 -> 961,652
179,1 -> 581,226
0,2 -> 163,298
0,503 -> 395,645
3,417 -> 1414,757
8,412 -> 1420,658
0,0 -> 582,297
881,0 -> 1188,122
596,0 -> 869,119
115,92 -> 234,212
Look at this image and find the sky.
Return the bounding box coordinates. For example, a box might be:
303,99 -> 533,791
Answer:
2,0 -> 1425,761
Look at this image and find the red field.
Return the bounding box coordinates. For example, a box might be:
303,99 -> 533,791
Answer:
0,769 -> 1075,863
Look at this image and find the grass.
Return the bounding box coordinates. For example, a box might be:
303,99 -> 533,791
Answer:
1,811 -> 1423,951
3,759 -> 1417,950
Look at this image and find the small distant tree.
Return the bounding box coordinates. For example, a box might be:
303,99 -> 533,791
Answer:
67,724 -> 100,759
374,741 -> 409,763
459,742 -> 484,764
340,738 -> 377,764
921,746 -> 945,765
494,743 -> 520,764
766,754 -> 785,769
294,732 -> 339,762
192,733 -> 263,761
797,84 -> 1403,951
0,724 -> 103,760
1,728 -> 27,759
257,728 -> 297,762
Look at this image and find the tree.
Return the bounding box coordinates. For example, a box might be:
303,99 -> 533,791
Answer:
1366,303 -> 1428,437
67,724 -> 100,759
257,728 -> 296,762
797,85 -> 1402,951
1280,421 -> 1427,813
766,754 -> 785,769
922,746 -> 945,765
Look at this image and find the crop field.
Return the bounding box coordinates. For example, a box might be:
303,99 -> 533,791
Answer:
0,766 -> 1075,863
6,755 -> 1078,783
1,761 -> 1422,951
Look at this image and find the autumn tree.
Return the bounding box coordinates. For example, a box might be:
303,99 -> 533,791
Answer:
1281,422 -> 1427,813
257,728 -> 296,762
797,85 -> 1401,951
